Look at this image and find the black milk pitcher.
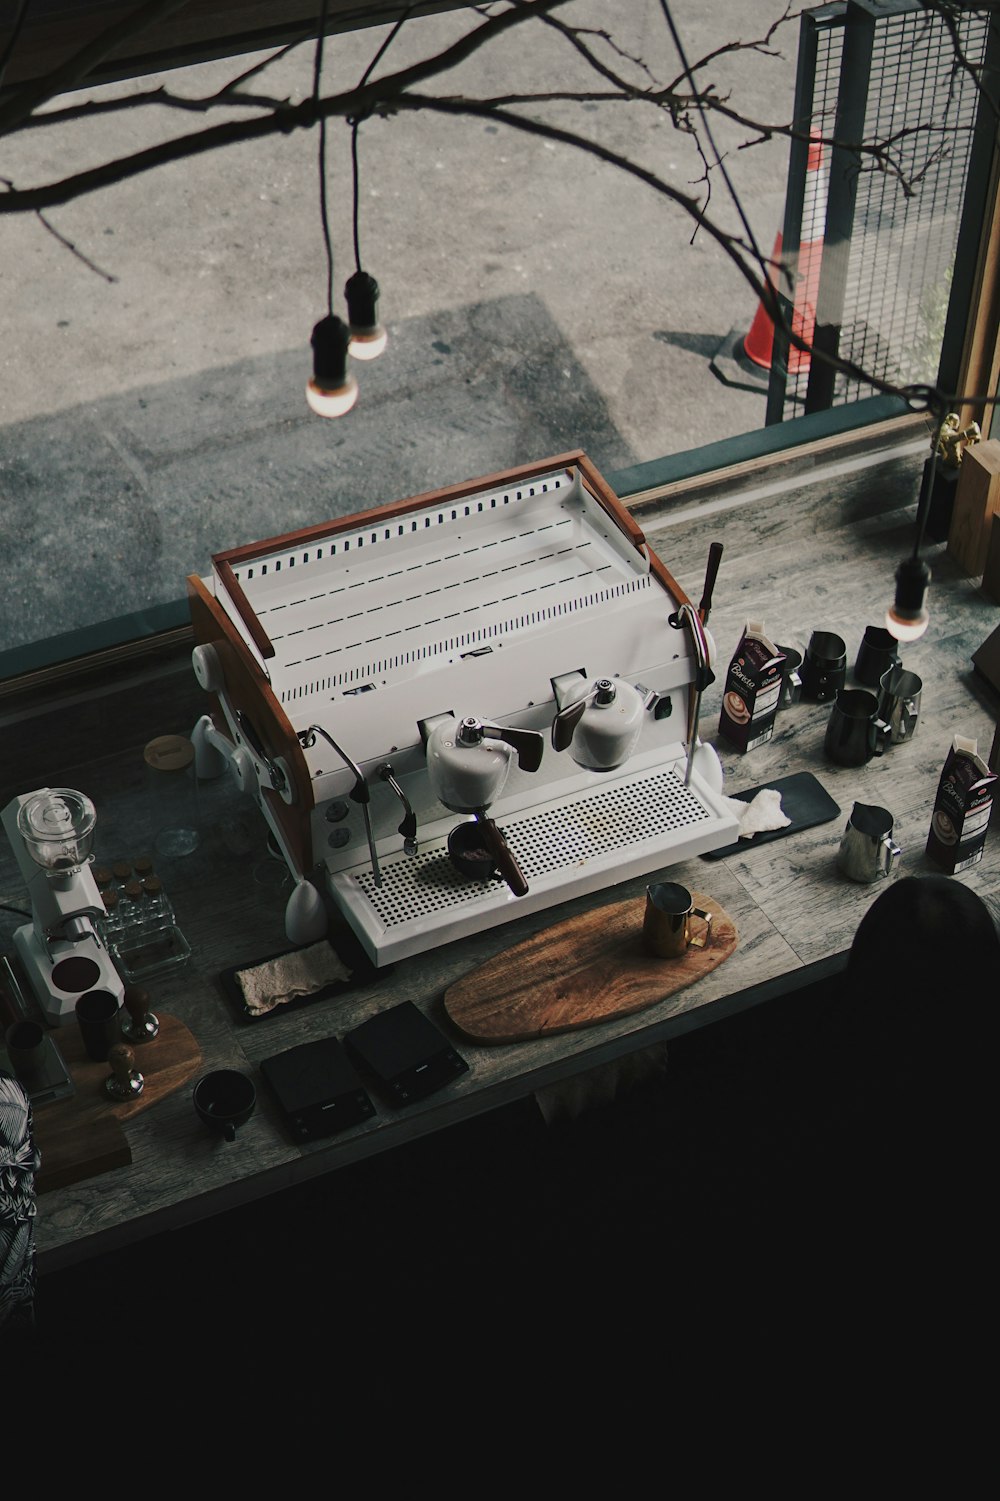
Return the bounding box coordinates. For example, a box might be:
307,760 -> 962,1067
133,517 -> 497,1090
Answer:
824,688 -> 891,767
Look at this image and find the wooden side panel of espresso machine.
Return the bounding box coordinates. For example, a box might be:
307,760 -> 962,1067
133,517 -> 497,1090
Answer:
186,572 -> 314,878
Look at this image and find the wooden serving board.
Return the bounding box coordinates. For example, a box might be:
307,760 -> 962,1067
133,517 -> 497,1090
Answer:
443,891 -> 738,1044
32,1013 -> 202,1193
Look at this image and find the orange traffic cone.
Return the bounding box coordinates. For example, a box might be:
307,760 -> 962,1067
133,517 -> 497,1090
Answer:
742,135 -> 826,374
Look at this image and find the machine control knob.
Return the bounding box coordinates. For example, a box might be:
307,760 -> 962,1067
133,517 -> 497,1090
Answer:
192,644 -> 224,695
229,746 -> 260,798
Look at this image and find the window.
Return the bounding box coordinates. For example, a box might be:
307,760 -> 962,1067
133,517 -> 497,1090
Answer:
1,1 -> 995,692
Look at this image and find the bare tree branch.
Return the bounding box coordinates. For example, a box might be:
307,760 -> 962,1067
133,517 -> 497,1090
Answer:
0,0 -> 993,419
0,0 -> 196,134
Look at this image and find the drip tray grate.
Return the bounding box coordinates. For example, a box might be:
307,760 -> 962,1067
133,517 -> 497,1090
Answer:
355,769 -> 711,930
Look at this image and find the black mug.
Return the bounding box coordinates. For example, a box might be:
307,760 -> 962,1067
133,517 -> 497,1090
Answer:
4,1019 -> 46,1081
800,630 -> 848,702
824,688 -> 891,767
193,1069 -> 256,1142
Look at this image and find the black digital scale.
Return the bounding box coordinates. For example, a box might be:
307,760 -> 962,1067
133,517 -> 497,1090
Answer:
261,1036 -> 376,1142
261,1002 -> 468,1141
343,1001 -> 469,1105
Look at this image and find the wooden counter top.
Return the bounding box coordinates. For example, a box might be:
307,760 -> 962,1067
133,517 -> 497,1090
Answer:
4,441 -> 999,1273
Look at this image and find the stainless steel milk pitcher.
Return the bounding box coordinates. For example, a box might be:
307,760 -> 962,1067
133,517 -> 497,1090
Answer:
837,802 -> 901,883
878,665 -> 922,745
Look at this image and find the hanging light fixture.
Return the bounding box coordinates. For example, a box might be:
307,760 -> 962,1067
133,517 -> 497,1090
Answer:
307,313 -> 358,417
886,552 -> 932,642
885,406 -> 948,642
305,0 -> 357,419
345,268 -> 387,361
346,116 -> 387,361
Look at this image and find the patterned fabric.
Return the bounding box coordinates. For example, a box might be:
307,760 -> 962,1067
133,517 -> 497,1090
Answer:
0,1071 -> 40,1331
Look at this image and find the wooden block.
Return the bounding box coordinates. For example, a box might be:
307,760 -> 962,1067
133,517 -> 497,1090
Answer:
35,1114 -> 131,1193
31,1013 -> 202,1194
983,514 -> 1000,603
947,439 -> 1000,576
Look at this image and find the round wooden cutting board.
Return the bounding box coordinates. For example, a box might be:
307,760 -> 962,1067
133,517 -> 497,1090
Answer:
442,891 -> 738,1044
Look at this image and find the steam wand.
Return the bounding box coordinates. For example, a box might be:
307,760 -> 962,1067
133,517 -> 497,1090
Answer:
298,725 -> 382,887
669,542 -> 722,786
378,762 -> 418,855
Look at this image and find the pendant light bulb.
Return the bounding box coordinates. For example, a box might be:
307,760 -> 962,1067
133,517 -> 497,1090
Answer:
345,270 -> 387,361
306,314 -> 358,418
885,555 -> 931,642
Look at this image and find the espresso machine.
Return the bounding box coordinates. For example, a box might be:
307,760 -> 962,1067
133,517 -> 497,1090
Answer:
1,787 -> 125,1025
186,451 -> 739,966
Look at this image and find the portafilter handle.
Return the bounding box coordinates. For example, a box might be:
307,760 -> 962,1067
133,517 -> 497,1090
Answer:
474,810 -> 529,898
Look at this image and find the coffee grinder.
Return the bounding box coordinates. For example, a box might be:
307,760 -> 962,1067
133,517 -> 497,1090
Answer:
1,787 -> 125,1025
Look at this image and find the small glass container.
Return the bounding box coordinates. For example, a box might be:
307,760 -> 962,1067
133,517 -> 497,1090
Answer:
98,887 -> 122,945
141,875 -> 174,928
144,735 -> 200,857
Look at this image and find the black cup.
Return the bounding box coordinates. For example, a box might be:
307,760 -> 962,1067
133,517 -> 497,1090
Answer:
824,688 -> 891,767
75,989 -> 123,1062
800,630 -> 847,702
854,624 -> 901,689
4,1019 -> 46,1080
193,1069 -> 256,1142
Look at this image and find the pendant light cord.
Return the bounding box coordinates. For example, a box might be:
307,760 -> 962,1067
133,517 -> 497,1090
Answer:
348,6 -> 413,275
314,0 -> 334,315
350,118 -> 362,273
912,402 -> 950,560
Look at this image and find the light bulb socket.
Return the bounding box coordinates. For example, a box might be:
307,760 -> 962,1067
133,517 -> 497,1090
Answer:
345,270 -> 387,360
345,270 -> 380,333
894,555 -> 932,614
307,315 -> 358,417
311,314 -> 351,384
886,555 -> 931,641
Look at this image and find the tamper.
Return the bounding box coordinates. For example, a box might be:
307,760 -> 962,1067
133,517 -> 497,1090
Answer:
105,1042 -> 144,1101
121,985 -> 159,1043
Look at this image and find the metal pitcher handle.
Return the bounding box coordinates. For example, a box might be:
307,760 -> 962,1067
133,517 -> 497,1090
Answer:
879,833 -> 902,876
689,908 -> 713,949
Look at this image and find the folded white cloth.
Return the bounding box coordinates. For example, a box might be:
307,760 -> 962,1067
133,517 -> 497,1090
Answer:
721,787 -> 792,840
236,940 -> 351,1016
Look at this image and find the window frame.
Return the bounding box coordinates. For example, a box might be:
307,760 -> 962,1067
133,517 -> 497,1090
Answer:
1,2 -> 995,704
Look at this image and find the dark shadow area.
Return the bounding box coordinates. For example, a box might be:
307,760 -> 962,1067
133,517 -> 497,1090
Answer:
653,328 -> 737,360
8,970 -> 882,1403
0,293 -> 637,654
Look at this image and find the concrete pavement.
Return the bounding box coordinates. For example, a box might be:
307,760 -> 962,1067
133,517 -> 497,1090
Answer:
0,2 -> 798,658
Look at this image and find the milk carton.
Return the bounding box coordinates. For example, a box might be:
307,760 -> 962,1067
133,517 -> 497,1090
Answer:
718,621 -> 786,752
926,734 -> 997,873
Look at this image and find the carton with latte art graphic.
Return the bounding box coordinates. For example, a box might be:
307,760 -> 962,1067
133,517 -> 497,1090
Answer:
718,620 -> 785,752
926,734 -> 997,873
